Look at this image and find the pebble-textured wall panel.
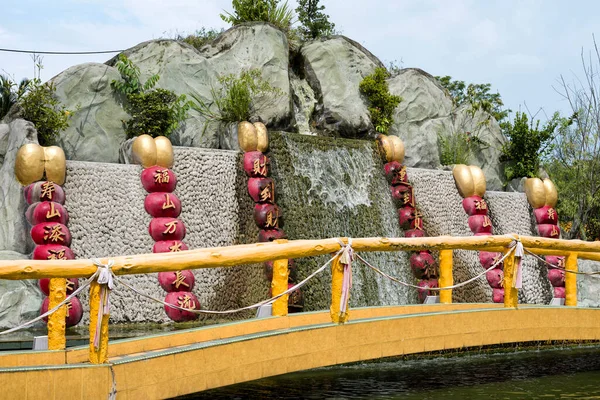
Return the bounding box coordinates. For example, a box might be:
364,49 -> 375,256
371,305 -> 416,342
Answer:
63,147 -> 264,323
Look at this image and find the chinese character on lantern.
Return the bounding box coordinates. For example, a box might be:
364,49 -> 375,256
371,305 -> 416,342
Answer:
162,194 -> 176,210
65,300 -> 72,317
253,157 -> 268,176
260,182 -> 274,203
177,294 -> 195,309
163,220 -> 178,235
482,216 -> 492,227
265,211 -> 279,228
169,242 -> 183,252
551,225 -> 559,237
47,249 -> 67,260
475,200 -> 488,210
40,181 -> 55,200
43,225 -> 65,243
46,203 -> 61,219
154,169 -> 170,184
172,271 -> 190,289
66,279 -> 75,292
547,209 -> 556,221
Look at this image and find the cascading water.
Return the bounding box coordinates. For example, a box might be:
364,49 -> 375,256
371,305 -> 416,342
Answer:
268,132 -> 416,310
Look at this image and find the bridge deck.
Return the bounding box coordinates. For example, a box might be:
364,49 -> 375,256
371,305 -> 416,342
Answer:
1,304 -> 599,399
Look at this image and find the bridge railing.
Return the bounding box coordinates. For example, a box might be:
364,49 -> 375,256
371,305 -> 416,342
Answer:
0,234 -> 598,364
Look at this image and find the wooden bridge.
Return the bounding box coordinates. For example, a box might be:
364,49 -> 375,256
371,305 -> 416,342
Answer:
1,234 -> 600,399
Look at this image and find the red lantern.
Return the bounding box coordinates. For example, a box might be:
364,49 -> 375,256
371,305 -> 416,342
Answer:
164,291 -> 200,322
258,228 -> 287,242
553,286 -> 566,298
405,229 -> 425,238
545,256 -> 564,269
538,224 -> 560,239
158,270 -> 195,292
384,161 -> 408,185
492,288 -> 504,303
417,279 -> 438,303
398,206 -> 415,230
462,196 -> 488,216
26,202 -> 69,225
287,283 -> 304,311
141,167 -> 177,193
144,192 -> 182,218
33,245 -> 75,260
486,268 -> 504,288
39,278 -> 79,296
243,152 -> 269,177
41,296 -> 83,327
409,251 -> 437,279
247,178 -> 275,204
468,215 -> 493,234
534,206 -> 559,225
30,223 -> 71,246
24,181 -> 65,204
254,204 -> 281,229
390,184 -> 414,206
480,251 -> 503,270
264,259 -> 296,282
153,240 -> 189,253
149,218 -> 186,241
547,268 -> 565,287
474,232 -> 492,237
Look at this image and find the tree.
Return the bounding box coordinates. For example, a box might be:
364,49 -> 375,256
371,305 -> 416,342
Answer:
435,76 -> 508,124
359,68 -> 402,134
549,38 -> 600,240
500,111 -> 560,181
296,0 -> 335,40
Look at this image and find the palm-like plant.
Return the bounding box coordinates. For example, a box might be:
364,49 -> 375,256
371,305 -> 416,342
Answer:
0,75 -> 31,120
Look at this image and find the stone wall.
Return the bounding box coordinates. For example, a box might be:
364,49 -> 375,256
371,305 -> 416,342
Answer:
63,147 -> 263,324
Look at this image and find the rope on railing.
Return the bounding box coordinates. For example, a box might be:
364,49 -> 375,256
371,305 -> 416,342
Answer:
113,246 -> 346,315
524,248 -> 600,276
357,245 -> 516,291
0,269 -> 101,336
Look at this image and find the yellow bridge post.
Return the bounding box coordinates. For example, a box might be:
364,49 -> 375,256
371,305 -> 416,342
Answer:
503,249 -> 518,308
88,281 -> 109,364
330,253 -> 349,324
47,278 -> 66,350
438,249 -> 453,303
271,240 -> 289,316
565,252 -> 578,306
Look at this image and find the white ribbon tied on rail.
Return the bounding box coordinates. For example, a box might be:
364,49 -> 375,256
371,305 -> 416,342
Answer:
337,238 -> 353,315
513,240 -> 524,289
92,259 -> 115,350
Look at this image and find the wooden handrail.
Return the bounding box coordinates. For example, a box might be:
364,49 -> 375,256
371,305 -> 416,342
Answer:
2,234 -> 599,280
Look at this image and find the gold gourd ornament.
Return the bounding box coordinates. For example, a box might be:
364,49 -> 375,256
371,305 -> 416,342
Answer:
469,165 -> 486,198
452,164 -> 475,198
238,121 -> 258,152
154,136 -> 174,168
524,178 -> 546,209
254,122 -> 269,153
132,134 -> 157,168
543,178 -> 558,208
43,146 -> 66,185
14,143 -> 46,186
388,135 -> 405,163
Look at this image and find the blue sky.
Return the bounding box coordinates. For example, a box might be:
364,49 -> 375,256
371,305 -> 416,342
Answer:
1,0 -> 599,121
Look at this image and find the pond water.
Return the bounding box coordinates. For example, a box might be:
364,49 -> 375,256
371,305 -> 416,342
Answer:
184,345 -> 600,399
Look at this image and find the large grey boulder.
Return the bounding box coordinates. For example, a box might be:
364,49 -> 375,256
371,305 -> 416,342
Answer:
53,63 -> 129,163
388,68 -> 453,167
0,251 -> 43,329
0,119 -> 37,254
112,23 -> 291,148
52,23 -> 291,160
301,36 -> 384,137
388,68 -> 506,190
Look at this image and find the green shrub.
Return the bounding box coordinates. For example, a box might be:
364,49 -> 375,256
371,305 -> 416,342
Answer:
191,69 -> 283,127
111,54 -> 189,138
296,0 -> 335,40
19,80 -> 72,146
500,111 -> 559,181
1,75 -> 31,120
220,0 -> 294,32
176,27 -> 223,50
438,131 -> 488,166
359,67 -> 402,134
